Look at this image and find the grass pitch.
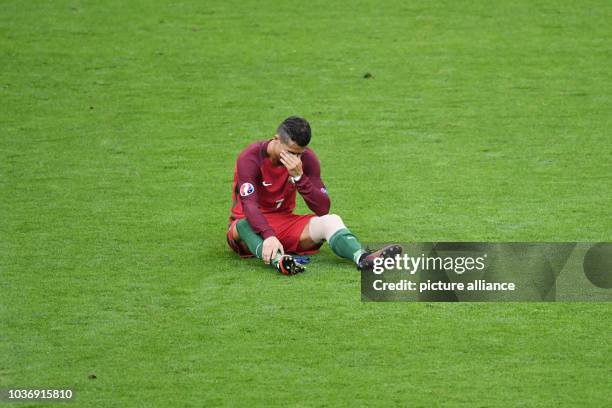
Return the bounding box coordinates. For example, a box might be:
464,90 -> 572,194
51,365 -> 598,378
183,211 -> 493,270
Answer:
1,0 -> 611,406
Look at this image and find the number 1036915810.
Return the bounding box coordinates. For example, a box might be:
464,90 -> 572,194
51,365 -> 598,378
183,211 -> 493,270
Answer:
2,388 -> 74,401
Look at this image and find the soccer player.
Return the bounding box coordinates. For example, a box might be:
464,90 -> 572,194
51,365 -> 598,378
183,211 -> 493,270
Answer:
227,116 -> 402,275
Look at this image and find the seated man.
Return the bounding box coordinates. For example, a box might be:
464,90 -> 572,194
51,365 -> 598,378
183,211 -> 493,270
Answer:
226,116 -> 401,275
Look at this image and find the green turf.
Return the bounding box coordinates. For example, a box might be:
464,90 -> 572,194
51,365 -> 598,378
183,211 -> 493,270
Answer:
1,0 -> 611,406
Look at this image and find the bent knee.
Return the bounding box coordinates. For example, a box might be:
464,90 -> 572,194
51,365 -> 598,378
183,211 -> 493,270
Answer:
315,213 -> 346,232
320,213 -> 343,224
308,213 -> 346,243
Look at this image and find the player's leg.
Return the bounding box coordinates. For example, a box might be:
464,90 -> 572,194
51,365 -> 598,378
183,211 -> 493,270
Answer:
302,214 -> 364,263
302,214 -> 402,270
230,221 -> 251,254
231,219 -> 304,275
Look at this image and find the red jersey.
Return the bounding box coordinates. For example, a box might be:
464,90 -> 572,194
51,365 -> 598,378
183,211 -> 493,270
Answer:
229,140 -> 330,239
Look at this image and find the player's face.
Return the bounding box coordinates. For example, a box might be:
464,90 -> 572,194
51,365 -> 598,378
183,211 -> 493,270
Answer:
281,141 -> 305,157
273,135 -> 305,163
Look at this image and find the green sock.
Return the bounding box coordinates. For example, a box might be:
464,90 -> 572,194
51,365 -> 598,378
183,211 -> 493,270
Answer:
235,219 -> 282,266
328,228 -> 365,265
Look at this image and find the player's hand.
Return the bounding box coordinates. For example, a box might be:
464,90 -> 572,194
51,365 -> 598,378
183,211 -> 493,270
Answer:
280,151 -> 303,178
262,236 -> 284,264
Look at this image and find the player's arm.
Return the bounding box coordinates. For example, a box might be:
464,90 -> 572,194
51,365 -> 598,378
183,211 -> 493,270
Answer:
280,150 -> 331,216
236,155 -> 284,262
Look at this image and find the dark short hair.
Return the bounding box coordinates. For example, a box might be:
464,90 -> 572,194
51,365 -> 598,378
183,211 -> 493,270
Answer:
277,116 -> 311,147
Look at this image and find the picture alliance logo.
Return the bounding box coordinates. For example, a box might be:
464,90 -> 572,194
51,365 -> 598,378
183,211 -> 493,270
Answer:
372,253 -> 488,275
